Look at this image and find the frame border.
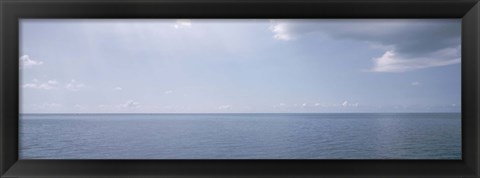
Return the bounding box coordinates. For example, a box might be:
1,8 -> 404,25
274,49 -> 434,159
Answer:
1,0 -> 479,177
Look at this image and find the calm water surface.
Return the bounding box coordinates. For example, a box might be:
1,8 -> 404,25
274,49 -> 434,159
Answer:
19,113 -> 461,159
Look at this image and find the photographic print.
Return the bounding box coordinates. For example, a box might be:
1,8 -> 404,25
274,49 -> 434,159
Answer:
19,19 -> 461,159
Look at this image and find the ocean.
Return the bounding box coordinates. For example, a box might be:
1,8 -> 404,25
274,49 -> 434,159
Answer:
19,113 -> 461,159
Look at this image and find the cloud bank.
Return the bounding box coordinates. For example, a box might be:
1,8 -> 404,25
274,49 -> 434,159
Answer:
269,19 -> 461,72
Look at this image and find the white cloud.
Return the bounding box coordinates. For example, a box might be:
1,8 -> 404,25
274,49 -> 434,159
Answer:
123,100 -> 140,108
114,87 -> 123,90
22,79 -> 59,90
19,55 -> 43,69
22,79 -> 87,91
164,90 -> 173,94
22,83 -> 37,88
269,20 -> 294,41
65,79 -> 85,91
174,19 -> 191,29
218,105 -> 231,110
370,48 -> 460,73
411,81 -> 421,86
301,103 -> 308,108
340,100 -> 359,107
47,80 -> 58,85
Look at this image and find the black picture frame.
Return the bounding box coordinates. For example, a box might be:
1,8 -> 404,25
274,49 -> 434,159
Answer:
1,0 -> 479,177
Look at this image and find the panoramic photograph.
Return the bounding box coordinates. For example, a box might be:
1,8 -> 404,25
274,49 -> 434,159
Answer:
19,19 -> 461,159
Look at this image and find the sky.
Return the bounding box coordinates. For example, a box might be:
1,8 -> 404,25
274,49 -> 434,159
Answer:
19,19 -> 461,113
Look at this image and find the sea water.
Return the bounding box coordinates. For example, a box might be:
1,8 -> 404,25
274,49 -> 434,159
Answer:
19,113 -> 461,159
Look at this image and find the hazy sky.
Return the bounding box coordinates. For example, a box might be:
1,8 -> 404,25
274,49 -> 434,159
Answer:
20,19 -> 461,113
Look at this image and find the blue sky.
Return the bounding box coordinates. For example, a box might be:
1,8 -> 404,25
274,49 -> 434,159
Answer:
20,19 -> 461,113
